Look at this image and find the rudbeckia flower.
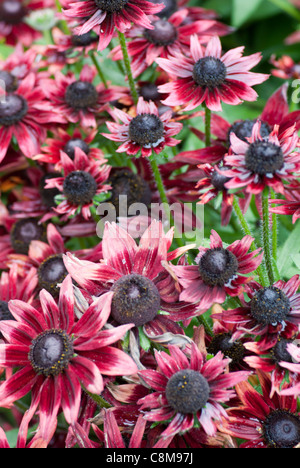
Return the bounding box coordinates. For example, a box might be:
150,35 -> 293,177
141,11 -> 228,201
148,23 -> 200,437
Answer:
157,35 -> 269,112
0,275 -> 138,446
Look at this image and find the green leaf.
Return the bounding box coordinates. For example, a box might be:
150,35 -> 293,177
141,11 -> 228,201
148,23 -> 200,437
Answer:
232,0 -> 264,27
277,220 -> 300,277
138,327 -> 151,352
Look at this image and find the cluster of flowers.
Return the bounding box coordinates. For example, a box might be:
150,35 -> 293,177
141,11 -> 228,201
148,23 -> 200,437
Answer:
1,0 -> 300,450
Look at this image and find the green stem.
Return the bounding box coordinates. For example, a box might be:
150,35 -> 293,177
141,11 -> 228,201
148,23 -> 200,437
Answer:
232,196 -> 267,286
261,188 -> 275,285
269,188 -> 280,282
149,154 -> 172,217
90,51 -> 108,88
197,314 -> 213,337
204,104 -> 211,147
117,30 -> 139,105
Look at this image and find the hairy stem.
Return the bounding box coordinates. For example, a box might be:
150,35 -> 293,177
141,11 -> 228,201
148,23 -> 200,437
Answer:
117,31 -> 139,105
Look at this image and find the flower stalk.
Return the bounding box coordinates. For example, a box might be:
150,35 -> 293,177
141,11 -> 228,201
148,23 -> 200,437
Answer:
261,187 -> 276,285
232,195 -> 268,286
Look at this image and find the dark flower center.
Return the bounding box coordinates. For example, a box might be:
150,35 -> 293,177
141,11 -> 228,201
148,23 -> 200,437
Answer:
63,138 -> 90,159
144,19 -> 178,46
108,168 -> 152,216
245,141 -> 284,176
263,409 -> 300,448
250,286 -> 290,326
271,337 -> 294,364
0,300 -> 14,339
71,31 -> 98,47
95,0 -> 128,13
199,247 -> 239,287
0,95 -> 28,126
63,170 -> 97,206
28,329 -> 74,377
39,172 -> 61,208
150,0 -> 178,19
166,369 -> 210,414
0,0 -> 27,25
10,218 -> 47,255
38,254 -> 68,296
111,274 -> 161,327
0,70 -> 18,93
193,57 -> 227,90
139,82 -> 162,102
129,114 -> 164,148
211,166 -> 231,191
228,119 -> 271,145
0,300 -> 14,321
207,333 -> 245,368
65,81 -> 98,110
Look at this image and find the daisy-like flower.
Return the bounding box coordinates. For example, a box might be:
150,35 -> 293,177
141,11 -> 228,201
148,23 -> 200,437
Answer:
0,264 -> 38,321
170,229 -> 263,311
213,275 -> 300,340
175,83 -> 300,170
218,370 -> 300,448
195,163 -> 235,226
37,27 -> 99,69
64,220 -> 197,328
0,275 -> 138,446
156,35 -> 269,112
44,147 -> 111,221
137,342 -> 250,442
269,182 -> 300,224
205,308 -> 254,372
110,9 -> 233,78
0,0 -> 52,46
242,332 -> 300,397
270,54 -> 300,80
102,97 -> 182,157
62,0 -> 164,51
33,127 -> 105,167
40,64 -> 127,129
223,120 -> 300,195
0,72 -> 65,164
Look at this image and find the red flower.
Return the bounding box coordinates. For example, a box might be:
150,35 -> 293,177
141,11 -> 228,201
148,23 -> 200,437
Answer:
40,64 -> 127,129
218,370 -> 300,448
270,54 -> 300,80
0,264 -> 38,310
0,72 -> 65,164
62,0 -> 164,51
269,182 -> 300,224
213,275 -> 300,340
223,121 -> 300,194
175,83 -> 300,169
170,229 -> 263,311
138,342 -> 250,444
44,147 -> 111,221
0,275 -> 138,445
102,97 -> 182,157
33,127 -> 105,167
157,35 -> 269,112
110,9 -> 233,78
195,163 -> 235,226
